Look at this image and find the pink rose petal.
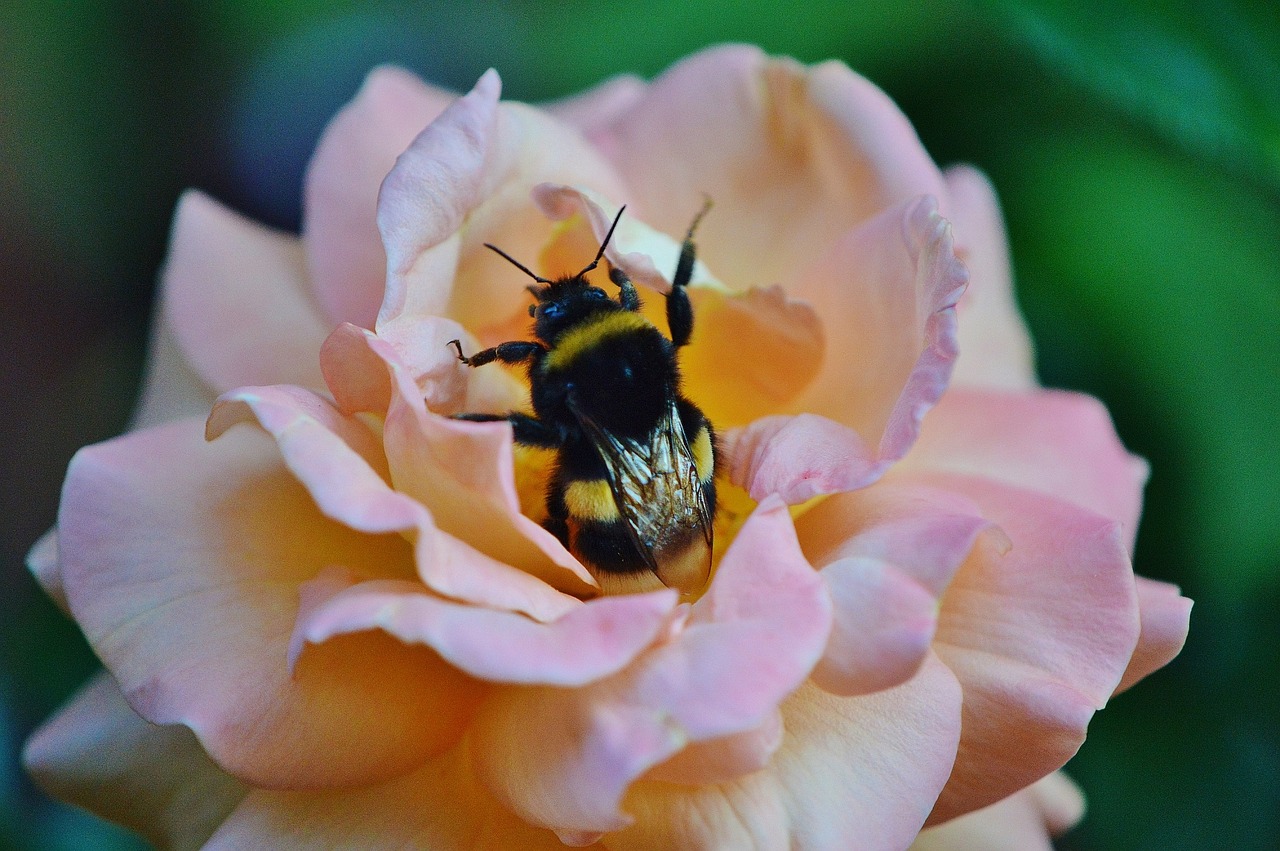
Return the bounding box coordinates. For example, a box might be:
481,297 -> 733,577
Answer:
304,66 -> 455,329
376,341 -> 598,594
292,570 -> 677,686
793,476 -> 994,696
904,387 -> 1149,550
594,45 -> 945,292
543,73 -> 647,139
470,497 -> 831,835
912,771 -> 1085,850
1114,576 -> 1192,695
722,413 -> 880,503
59,419 -> 485,789
943,165 -> 1038,389
162,190 -> 329,394
207,383 -> 582,621
130,312 -> 220,429
206,743 -> 574,850
375,73 -> 628,333
23,671 -> 246,850
612,656 -> 962,850
26,528 -> 65,613
925,474 -> 1141,821
791,195 -> 967,465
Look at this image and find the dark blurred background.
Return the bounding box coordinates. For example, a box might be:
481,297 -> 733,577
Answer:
2,1 -> 1276,848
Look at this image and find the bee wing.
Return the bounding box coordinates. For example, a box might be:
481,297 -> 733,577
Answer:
571,397 -> 713,573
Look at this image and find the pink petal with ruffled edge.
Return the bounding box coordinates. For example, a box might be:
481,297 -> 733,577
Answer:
924,474 -> 1141,822
904,388 -> 1149,550
792,476 -> 995,696
23,671 -> 246,850
722,413 -> 879,503
944,165 -> 1038,389
374,72 -> 628,335
791,195 -> 966,472
59,419 -> 485,789
593,45 -> 945,292
206,742 -> 576,850
292,569 -> 676,686
162,190 -> 329,394
207,383 -> 580,621
368,333 -> 598,593
1115,576 -> 1192,695
375,70 -> 499,327
612,655 -> 962,850
543,73 -> 646,139
304,66 -> 455,329
911,772 -> 1085,851
470,497 -> 831,836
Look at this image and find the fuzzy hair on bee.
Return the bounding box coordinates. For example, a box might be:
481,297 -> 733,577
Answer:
447,201 -> 717,599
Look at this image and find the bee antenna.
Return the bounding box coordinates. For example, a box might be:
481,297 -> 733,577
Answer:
576,205 -> 627,277
686,194 -> 713,241
485,243 -> 552,284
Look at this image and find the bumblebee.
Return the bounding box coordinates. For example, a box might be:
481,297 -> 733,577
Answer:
448,202 -> 716,598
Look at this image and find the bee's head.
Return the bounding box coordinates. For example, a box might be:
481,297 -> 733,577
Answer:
525,277 -> 617,342
484,204 -> 630,343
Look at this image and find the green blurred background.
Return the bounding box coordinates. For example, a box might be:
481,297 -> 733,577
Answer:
2,0 -> 1276,848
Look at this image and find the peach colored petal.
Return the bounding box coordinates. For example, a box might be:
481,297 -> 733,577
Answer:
911,772 -> 1085,850
643,710 -> 784,786
130,313 -> 219,430
58,419 -> 484,789
23,671 -> 247,850
722,414 -> 879,503
375,339 -> 598,593
793,476 -> 994,696
206,742 -> 577,850
374,75 -> 628,333
1114,576 -> 1192,695
944,165 -> 1037,389
530,183 -> 715,293
162,190 -> 329,393
470,497 -> 831,835
791,195 -> 967,465
925,474 -> 1141,822
322,320 -> 523,421
375,69 -> 500,327
207,383 -> 580,621
26,527 -> 65,613
904,388 -> 1149,550
678,286 -> 825,426
292,570 -> 677,686
543,73 -> 647,138
612,656 -> 962,851
594,45 -> 945,293
304,66 -> 455,329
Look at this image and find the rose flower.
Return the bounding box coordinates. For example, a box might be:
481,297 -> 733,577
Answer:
25,46 -> 1190,849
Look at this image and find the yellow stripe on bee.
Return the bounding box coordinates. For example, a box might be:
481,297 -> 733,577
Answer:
564,478 -> 619,522
692,425 -> 714,483
543,311 -> 654,372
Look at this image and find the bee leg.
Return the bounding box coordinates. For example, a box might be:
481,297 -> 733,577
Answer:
447,339 -> 545,367
667,196 -> 712,348
451,412 -> 562,449
608,265 -> 641,311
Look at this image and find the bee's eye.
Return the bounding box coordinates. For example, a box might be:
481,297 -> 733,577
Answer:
586,288 -> 607,300
540,302 -> 563,320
